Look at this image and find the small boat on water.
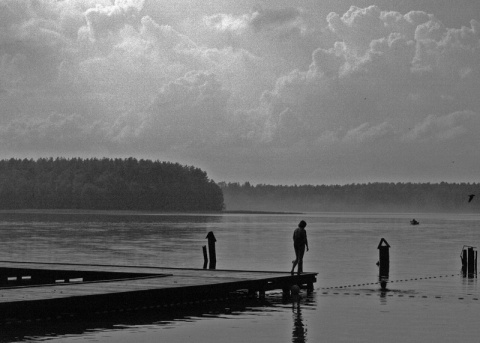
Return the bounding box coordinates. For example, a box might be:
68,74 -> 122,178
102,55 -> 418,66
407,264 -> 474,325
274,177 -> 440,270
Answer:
410,219 -> 419,225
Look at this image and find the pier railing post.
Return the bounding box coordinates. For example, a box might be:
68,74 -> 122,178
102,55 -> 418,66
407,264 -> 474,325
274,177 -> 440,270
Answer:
206,231 -> 217,270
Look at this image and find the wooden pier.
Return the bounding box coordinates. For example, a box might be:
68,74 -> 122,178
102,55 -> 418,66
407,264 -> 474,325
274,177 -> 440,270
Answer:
0,261 -> 317,323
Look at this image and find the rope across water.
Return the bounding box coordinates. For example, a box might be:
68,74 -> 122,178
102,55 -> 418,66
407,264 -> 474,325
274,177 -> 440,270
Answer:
321,273 -> 461,290
319,272 -> 480,301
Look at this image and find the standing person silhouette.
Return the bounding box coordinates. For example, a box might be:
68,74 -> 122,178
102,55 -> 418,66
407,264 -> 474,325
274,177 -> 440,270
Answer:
291,220 -> 309,275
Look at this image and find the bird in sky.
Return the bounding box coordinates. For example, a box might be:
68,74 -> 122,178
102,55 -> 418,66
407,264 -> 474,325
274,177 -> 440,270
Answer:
468,194 -> 475,203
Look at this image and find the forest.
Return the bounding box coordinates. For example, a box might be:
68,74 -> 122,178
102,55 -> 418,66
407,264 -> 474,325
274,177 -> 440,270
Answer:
0,158 -> 224,211
220,182 -> 480,213
2,157 -> 479,214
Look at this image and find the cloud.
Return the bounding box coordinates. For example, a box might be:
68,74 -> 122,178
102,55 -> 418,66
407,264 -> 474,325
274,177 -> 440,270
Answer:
218,6 -> 480,182
83,0 -> 145,40
403,111 -> 479,142
1,2 -> 480,184
0,112 -> 105,153
204,13 -> 250,34
107,70 -> 231,151
204,7 -> 306,39
342,122 -> 396,144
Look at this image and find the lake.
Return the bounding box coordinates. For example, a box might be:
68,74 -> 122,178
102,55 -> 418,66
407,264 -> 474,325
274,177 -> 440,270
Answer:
0,211 -> 479,342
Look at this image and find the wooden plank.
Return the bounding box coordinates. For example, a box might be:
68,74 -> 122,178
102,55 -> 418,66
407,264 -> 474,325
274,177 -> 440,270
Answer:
0,260 -> 302,275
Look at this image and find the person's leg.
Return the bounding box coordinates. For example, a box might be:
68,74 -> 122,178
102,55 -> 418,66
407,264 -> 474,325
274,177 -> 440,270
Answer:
297,246 -> 305,274
291,247 -> 299,274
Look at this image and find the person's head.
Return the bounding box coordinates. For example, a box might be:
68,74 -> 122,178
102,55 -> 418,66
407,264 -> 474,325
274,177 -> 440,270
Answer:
299,220 -> 307,228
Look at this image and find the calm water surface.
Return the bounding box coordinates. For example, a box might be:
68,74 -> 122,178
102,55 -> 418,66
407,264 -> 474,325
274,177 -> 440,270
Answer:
0,211 -> 479,342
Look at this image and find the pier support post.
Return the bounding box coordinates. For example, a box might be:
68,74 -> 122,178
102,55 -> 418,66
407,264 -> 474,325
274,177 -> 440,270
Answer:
206,231 -> 217,270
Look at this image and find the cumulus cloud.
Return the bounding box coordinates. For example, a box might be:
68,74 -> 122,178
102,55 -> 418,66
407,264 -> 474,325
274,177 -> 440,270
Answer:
252,6 -> 480,138
221,5 -> 480,182
83,0 -> 145,40
2,2 -> 480,184
204,7 -> 306,39
204,13 -> 251,34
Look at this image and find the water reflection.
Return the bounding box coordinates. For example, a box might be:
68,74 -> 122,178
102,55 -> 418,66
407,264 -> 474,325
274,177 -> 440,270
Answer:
291,297 -> 306,343
0,297 -> 268,343
379,287 -> 389,305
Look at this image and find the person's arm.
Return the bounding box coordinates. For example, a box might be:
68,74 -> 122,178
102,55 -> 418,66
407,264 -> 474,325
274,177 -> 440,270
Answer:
305,232 -> 309,251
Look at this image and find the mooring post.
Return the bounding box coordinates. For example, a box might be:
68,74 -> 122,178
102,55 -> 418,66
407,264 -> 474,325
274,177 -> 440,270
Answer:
206,231 -> 217,269
461,246 -> 477,277
377,238 -> 390,286
468,247 -> 475,275
202,245 -> 208,269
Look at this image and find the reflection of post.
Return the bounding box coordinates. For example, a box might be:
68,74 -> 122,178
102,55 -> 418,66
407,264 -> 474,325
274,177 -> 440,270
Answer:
377,238 -> 390,290
206,231 -> 217,269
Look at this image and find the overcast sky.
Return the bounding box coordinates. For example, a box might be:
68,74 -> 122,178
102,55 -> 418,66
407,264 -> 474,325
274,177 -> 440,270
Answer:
1,0 -> 480,185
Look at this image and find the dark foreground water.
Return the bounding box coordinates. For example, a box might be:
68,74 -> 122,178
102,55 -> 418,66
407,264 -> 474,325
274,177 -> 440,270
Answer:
0,211 -> 479,342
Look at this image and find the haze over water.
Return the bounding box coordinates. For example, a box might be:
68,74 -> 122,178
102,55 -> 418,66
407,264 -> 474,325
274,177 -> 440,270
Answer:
1,211 -> 479,342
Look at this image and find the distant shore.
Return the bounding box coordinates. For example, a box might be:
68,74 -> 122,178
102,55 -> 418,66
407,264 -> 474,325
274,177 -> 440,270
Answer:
222,210 -> 303,215
0,209 -> 303,216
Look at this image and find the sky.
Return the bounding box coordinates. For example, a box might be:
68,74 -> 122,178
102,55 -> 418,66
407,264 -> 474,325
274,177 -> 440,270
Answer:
1,0 -> 480,185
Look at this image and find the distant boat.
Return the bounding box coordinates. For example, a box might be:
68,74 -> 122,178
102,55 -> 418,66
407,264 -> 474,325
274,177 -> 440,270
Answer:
410,219 -> 419,225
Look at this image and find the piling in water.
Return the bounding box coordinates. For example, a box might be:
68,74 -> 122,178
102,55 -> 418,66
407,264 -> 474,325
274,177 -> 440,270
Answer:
461,245 -> 477,278
206,231 -> 217,270
377,238 -> 390,280
202,245 -> 208,269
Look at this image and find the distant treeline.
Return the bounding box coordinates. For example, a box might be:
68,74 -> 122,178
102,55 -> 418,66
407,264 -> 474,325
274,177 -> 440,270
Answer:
0,158 -> 224,211
220,182 -> 480,213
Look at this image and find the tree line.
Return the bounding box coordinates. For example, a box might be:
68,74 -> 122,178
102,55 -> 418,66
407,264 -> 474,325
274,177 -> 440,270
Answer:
220,182 -> 480,213
0,158 -> 224,211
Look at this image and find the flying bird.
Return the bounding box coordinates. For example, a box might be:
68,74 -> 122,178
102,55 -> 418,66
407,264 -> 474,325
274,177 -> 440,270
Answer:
468,194 -> 475,203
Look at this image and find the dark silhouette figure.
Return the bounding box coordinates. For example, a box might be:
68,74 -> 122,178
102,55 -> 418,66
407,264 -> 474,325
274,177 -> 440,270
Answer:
291,220 -> 309,275
468,194 -> 475,203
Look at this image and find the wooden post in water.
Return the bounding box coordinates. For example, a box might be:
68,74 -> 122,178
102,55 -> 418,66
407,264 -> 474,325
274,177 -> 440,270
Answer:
202,245 -> 208,269
377,238 -> 390,280
206,231 -> 217,269
468,247 -> 475,275
461,246 -> 477,277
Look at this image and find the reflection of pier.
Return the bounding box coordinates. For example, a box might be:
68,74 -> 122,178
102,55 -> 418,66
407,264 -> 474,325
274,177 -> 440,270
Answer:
0,261 -> 316,323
